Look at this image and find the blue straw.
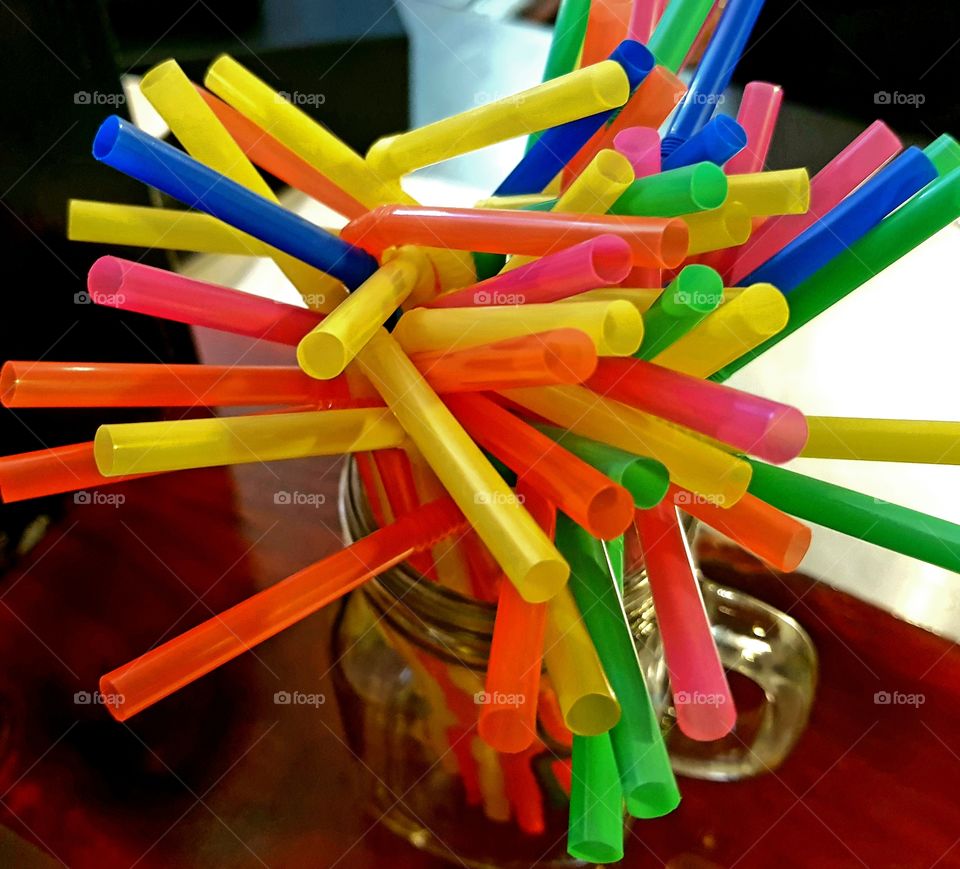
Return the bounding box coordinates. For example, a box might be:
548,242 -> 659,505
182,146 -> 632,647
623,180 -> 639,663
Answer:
661,116 -> 747,170
92,116 -> 378,289
661,0 -> 767,156
494,41 -> 654,196
743,146 -> 938,293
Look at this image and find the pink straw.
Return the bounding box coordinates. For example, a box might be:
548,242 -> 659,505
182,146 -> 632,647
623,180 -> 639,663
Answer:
613,127 -> 662,179
633,500 -> 736,741
427,236 -> 632,309
627,0 -> 668,44
588,357 -> 808,463
725,82 -> 784,174
727,120 -> 902,283
87,256 -> 321,344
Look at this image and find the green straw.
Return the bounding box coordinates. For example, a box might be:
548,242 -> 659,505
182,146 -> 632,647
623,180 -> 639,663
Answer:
647,0 -> 716,73
604,536 -> 625,592
471,251 -> 507,281
746,459 -> 960,573
609,162 -> 728,217
924,133 -> 960,176
636,265 -> 723,360
712,164 -> 960,381
568,733 -> 625,864
538,426 -> 670,508
557,513 -> 680,818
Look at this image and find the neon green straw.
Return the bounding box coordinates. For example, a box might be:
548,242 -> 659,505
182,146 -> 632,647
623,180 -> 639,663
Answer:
538,426 -> 670,508
610,162 -> 728,217
924,133 -> 960,176
557,513 -> 681,819
746,459 -> 960,573
647,0 -> 716,73
636,265 -> 723,359
712,164 -> 960,381
568,733 -> 625,864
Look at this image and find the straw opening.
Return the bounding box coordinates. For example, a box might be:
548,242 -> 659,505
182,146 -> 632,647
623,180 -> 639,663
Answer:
93,428 -> 117,476
0,362 -> 19,407
659,219 -> 691,268
721,208 -> 752,247
518,559 -> 569,604
600,301 -> 644,355
585,486 -> 635,540
88,256 -> 125,296
566,693 -> 621,735
92,116 -> 122,161
593,150 -> 635,187
589,236 -> 633,284
689,162 -> 729,211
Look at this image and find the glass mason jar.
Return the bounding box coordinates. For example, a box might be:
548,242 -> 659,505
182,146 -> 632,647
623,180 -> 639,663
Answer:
333,460 -> 817,867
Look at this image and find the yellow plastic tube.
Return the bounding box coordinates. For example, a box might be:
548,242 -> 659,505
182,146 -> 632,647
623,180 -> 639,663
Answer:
726,169 -> 810,217
356,330 -> 569,603
502,148 -> 635,272
652,283 -> 788,377
67,201 -> 348,312
503,385 -> 752,506
563,287 -> 659,314
366,61 -> 630,179
94,408 -> 405,476
801,417 -> 960,464
393,301 -> 643,357
475,194 -> 555,210
543,587 -> 621,735
297,250 -> 425,379
140,59 -> 347,309
681,202 -> 752,254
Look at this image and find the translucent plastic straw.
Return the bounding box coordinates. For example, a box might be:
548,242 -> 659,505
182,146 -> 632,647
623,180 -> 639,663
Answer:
410,330 -> 598,392
746,460 -> 960,574
679,203 -> 752,254
728,121 -> 902,283
661,116 -> 747,171
297,250 -> 425,379
543,587 -> 620,735
628,0 -> 667,42
613,127 -> 661,178
478,482 -> 552,753
588,357 -> 808,463
724,168 -> 811,216
100,497 -> 468,720
0,361 -> 353,408
87,256 -> 321,344
564,67 -> 686,185
92,117 -> 378,289
429,236 -> 632,308
633,265 -> 723,359
195,86 -> 367,219
647,0 -> 716,72
0,442 -> 155,502
568,733 -> 624,863
538,426 -> 670,509
557,514 -> 680,817
661,0 -> 767,151
503,385 -> 753,506
580,0 -> 633,67
94,408 -> 405,476
356,330 -> 569,603
540,0 -> 591,84
394,301 -> 643,357
725,82 -> 784,174
340,205 -> 689,269
653,283 -> 788,377
742,147 -> 937,292
670,484 -> 811,571
714,165 -> 960,380
494,42 -> 653,196
633,500 -> 736,741
366,60 -> 631,179
800,417 -> 960,464
444,393 -> 635,540
610,162 -> 728,217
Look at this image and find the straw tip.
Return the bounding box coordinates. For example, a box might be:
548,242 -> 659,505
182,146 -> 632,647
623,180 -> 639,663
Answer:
88,255 -> 124,295
513,557 -> 569,604
626,783 -> 681,818
675,696 -> 737,742
297,331 -> 350,381
92,116 -> 122,161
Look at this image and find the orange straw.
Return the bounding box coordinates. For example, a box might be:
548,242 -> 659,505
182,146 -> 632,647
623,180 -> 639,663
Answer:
669,483 -> 812,571
580,0 -> 633,67
100,497 -> 467,720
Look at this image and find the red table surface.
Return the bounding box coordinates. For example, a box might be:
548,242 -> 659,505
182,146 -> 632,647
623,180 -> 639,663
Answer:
0,460 -> 957,868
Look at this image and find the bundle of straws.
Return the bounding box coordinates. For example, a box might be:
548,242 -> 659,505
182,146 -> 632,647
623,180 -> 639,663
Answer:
1,0 -> 959,860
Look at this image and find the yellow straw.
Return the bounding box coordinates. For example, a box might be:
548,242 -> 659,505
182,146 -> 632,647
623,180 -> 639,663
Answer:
651,283 -> 788,377
95,408 -> 404,476
681,202 -> 752,254
356,330 -> 569,603
474,194 -> 555,210
726,169 -> 810,216
393,301 -> 643,357
365,62 -> 630,179
543,588 -> 621,735
801,417 -> 960,464
503,385 -> 753,506
562,287 -> 660,314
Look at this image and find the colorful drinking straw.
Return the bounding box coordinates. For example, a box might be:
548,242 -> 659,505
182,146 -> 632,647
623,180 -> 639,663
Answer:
800,417 -> 960,464
610,162 -> 728,217
661,116 -> 748,171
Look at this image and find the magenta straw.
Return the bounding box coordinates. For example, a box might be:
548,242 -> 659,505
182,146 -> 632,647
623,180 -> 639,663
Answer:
427,236 -> 632,309
613,127 -> 662,179
725,81 -> 783,174
634,499 -> 736,742
588,357 -> 808,463
628,0 -> 668,43
87,256 -> 320,345
728,120 -> 902,283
